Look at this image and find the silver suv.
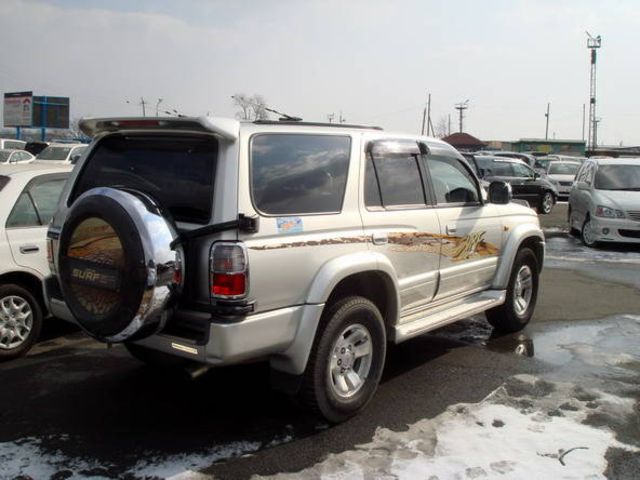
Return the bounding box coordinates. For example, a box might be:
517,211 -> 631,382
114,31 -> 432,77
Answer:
45,117 -> 544,422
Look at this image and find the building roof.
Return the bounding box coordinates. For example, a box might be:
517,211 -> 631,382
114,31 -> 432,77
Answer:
515,138 -> 586,144
442,132 -> 486,148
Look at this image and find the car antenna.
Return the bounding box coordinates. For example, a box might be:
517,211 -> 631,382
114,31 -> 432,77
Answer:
230,96 -> 303,122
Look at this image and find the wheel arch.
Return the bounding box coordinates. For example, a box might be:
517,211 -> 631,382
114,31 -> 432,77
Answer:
492,225 -> 545,290
0,270 -> 47,315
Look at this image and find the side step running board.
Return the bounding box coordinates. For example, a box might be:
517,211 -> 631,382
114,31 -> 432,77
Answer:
393,290 -> 506,343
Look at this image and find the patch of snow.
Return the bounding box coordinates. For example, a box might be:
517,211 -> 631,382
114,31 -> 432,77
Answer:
256,378 -> 638,480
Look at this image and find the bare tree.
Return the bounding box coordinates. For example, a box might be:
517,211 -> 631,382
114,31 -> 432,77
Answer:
433,115 -> 449,138
233,93 -> 270,120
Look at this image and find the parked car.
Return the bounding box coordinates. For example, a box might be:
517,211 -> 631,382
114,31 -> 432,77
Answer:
0,164 -> 72,360
24,141 -> 50,156
546,160 -> 581,198
469,155 -> 558,213
489,151 -> 537,167
45,116 -> 544,422
0,139 -> 27,150
0,149 -> 35,165
35,143 -> 88,164
568,158 -> 640,247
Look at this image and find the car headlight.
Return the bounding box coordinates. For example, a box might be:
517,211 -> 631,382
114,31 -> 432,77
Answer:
595,205 -> 625,218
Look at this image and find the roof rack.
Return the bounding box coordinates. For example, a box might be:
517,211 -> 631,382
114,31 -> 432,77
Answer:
253,120 -> 383,131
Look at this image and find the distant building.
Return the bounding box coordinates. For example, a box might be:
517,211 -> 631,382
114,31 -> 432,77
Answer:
511,138 -> 586,156
485,140 -> 514,151
442,132 -> 487,152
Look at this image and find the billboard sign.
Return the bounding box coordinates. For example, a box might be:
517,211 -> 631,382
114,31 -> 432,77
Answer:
32,96 -> 70,129
3,91 -> 33,127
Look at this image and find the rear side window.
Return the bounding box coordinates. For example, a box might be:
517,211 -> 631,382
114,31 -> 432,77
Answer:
7,175 -> 68,228
4,141 -> 24,149
72,135 -> 217,224
251,134 -> 351,215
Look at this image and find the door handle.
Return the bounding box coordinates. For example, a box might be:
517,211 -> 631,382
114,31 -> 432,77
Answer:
19,245 -> 39,254
446,225 -> 457,235
371,232 -> 388,245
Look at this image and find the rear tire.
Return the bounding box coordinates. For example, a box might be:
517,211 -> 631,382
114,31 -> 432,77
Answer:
486,248 -> 539,333
299,296 -> 386,423
0,284 -> 43,361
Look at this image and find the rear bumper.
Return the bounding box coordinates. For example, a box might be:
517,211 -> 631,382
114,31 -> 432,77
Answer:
44,275 -> 324,373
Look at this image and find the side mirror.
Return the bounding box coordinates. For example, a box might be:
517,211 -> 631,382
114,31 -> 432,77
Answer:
488,181 -> 512,204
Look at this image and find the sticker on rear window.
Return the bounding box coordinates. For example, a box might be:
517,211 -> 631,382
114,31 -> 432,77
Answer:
277,217 -> 303,233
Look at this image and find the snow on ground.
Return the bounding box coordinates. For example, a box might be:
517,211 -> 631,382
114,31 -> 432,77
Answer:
258,316 -> 640,480
0,437 -> 267,480
545,235 -> 640,266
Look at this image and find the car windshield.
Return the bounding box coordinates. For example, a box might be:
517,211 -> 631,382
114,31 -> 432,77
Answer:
548,163 -> 580,175
594,165 -> 640,190
0,151 -> 11,163
36,146 -> 72,161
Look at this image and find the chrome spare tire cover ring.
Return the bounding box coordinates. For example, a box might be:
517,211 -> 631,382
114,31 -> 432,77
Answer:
513,265 -> 533,316
327,323 -> 373,399
58,187 -> 184,343
0,295 -> 33,350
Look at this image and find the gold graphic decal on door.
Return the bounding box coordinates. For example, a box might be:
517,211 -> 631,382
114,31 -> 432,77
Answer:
249,230 -> 499,261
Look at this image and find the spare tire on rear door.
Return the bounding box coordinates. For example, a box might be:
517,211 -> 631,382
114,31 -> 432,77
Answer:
57,187 -> 184,343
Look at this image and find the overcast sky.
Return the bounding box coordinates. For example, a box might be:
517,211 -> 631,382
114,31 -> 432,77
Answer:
1,0 -> 639,145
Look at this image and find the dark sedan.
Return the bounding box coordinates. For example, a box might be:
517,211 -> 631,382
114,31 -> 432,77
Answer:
465,154 -> 558,214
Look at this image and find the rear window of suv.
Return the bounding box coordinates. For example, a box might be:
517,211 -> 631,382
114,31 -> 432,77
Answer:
251,134 -> 351,215
71,135 -> 217,224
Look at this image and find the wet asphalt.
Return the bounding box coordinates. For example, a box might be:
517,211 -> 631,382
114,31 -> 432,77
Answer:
1,203 -> 640,479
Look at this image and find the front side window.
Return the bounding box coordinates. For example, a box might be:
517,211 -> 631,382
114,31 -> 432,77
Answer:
511,162 -> 534,178
425,155 -> 479,205
367,142 -> 427,208
251,134 -> 351,215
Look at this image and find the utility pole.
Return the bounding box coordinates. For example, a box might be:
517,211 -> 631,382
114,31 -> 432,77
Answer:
586,32 -> 602,151
448,114 -> 451,136
593,118 -> 601,147
420,93 -> 432,136
339,111 -> 346,124
327,113 -> 335,123
155,98 -> 163,116
545,102 -> 550,140
454,100 -> 469,133
140,97 -> 147,117
581,103 -> 586,141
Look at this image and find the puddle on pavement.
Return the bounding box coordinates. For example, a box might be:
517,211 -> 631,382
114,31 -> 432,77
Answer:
433,314 -> 640,380
545,235 -> 640,266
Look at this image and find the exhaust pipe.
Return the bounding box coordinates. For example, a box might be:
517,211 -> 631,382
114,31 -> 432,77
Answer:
184,363 -> 211,380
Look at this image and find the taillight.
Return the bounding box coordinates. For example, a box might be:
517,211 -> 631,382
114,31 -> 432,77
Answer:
210,242 -> 248,300
46,238 -> 56,274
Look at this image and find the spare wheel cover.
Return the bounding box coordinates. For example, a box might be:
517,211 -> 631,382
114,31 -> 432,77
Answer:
58,187 -> 183,342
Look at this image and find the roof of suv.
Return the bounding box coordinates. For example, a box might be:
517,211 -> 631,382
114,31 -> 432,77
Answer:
589,157 -> 640,166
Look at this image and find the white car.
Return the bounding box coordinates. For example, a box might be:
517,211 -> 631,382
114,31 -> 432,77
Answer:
546,160 -> 581,198
568,158 -> 640,247
0,163 -> 72,360
0,139 -> 27,150
0,149 -> 35,165
34,143 -> 88,165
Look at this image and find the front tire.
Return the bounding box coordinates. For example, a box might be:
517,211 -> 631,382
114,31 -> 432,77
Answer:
539,191 -> 554,214
299,296 -> 386,423
486,248 -> 539,333
581,217 -> 599,248
0,284 -> 43,361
